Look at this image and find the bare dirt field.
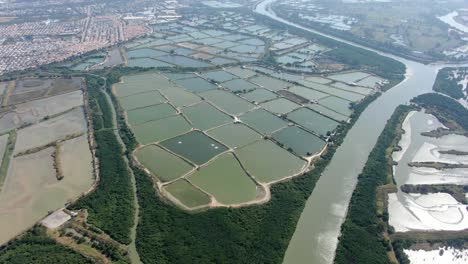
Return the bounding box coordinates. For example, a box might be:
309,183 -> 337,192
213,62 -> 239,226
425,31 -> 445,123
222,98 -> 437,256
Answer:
0,134 -> 93,245
13,107 -> 87,155
0,90 -> 84,134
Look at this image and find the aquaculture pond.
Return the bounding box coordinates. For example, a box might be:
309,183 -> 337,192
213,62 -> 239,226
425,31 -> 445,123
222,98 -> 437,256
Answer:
135,145 -> 193,182
287,108 -> 340,136
273,126 -> 326,156
114,66 -> 383,210
132,115 -> 192,144
182,102 -> 232,130
126,104 -> 177,125
118,91 -> 166,110
240,109 -> 287,134
160,131 -> 228,165
188,153 -> 258,205
241,88 -> 278,103
235,140 -> 307,183
206,123 -> 262,149
163,179 -> 211,208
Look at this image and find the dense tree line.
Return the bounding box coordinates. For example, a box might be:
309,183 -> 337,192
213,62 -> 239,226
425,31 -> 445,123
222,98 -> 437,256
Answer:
71,76 -> 134,245
0,226 -> 92,264
433,67 -> 467,100
411,93 -> 468,130
334,105 -> 414,264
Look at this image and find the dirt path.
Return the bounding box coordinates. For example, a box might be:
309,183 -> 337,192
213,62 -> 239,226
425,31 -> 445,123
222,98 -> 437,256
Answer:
102,89 -> 142,264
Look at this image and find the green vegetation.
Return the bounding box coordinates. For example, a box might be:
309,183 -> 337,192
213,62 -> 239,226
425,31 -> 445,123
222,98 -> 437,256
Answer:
71,76 -> 134,245
272,1 -> 466,63
235,140 -> 306,183
124,71 -> 381,262
134,153 -> 321,263
135,145 -> 193,182
336,92 -> 468,264
254,14 -> 406,82
86,77 -> 113,130
188,153 -> 257,204
335,105 -> 415,264
411,93 -> 468,130
164,179 -> 211,208
0,131 -> 15,191
432,67 -> 467,100
0,226 -> 92,264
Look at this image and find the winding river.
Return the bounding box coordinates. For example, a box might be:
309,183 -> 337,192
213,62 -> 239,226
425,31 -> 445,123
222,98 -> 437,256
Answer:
254,0 -> 466,263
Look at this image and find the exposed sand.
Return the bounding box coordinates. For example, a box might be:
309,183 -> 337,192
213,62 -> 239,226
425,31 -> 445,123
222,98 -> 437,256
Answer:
412,140 -> 468,165
406,166 -> 468,185
404,247 -> 468,264
388,193 -> 468,232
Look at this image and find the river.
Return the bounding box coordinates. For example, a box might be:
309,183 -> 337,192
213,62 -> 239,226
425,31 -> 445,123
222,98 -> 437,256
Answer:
254,0 -> 463,263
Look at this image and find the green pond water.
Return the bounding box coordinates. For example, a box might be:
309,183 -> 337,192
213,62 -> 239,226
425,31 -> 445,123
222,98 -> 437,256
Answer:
163,73 -> 196,80
222,79 -> 258,93
127,58 -> 173,68
188,153 -> 257,204
355,76 -> 383,88
240,109 -> 287,134
160,131 -> 228,165
241,88 -> 278,103
115,74 -> 171,97
201,71 -> 237,83
157,55 -> 212,68
331,82 -> 373,95
287,108 -> 339,137
249,75 -> 291,91
127,48 -> 167,58
260,98 -> 301,115
182,102 -> 232,130
235,140 -> 306,183
273,126 -> 326,156
133,115 -> 191,144
288,86 -> 329,101
207,123 -> 262,149
327,71 -> 369,83
127,104 -> 177,125
225,67 -> 257,79
174,77 -> 217,93
200,90 -> 254,115
118,91 -> 166,110
318,96 -> 353,117
164,179 -> 211,208
158,86 -> 202,107
135,145 -> 193,182
307,104 -> 349,122
298,81 -> 365,102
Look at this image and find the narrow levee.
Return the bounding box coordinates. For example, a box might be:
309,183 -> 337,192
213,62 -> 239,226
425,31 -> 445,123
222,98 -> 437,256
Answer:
102,87 -> 142,264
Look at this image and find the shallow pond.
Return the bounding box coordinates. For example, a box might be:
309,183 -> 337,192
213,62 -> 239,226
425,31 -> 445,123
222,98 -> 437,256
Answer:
188,153 -> 257,204
160,131 -> 228,165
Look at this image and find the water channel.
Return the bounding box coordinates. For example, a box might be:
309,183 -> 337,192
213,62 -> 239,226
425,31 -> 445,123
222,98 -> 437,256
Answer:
254,0 -> 466,263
